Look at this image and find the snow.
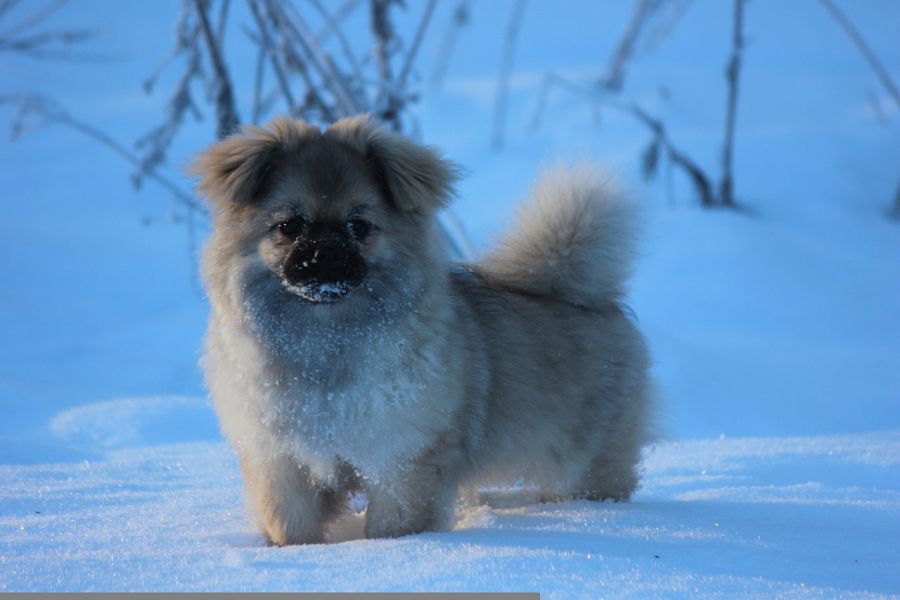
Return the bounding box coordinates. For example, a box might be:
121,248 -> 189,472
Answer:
2,0 -> 899,595
1,408 -> 897,595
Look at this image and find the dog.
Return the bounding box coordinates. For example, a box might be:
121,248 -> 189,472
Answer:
191,115 -> 653,545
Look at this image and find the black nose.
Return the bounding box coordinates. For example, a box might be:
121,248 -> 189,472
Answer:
283,237 -> 367,287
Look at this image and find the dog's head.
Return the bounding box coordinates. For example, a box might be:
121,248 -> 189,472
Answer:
191,115 -> 458,307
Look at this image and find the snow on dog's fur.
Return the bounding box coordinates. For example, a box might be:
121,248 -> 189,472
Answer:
192,115 -> 654,545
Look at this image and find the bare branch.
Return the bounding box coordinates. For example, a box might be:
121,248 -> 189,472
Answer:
255,0 -> 337,122
818,0 -> 900,110
304,0 -> 364,84
194,0 -> 241,138
143,2 -> 198,94
216,0 -> 230,45
599,0 -> 666,92
251,41 -> 266,123
247,0 -> 298,115
315,0 -> 362,42
135,4 -> 206,186
626,102 -> 715,207
530,1 -> 671,132
636,0 -> 691,58
371,0 -> 437,130
491,0 -> 527,149
0,93 -> 206,214
135,49 -> 204,183
267,0 -> 361,116
397,0 -> 437,92
0,0 -> 101,62
438,210 -> 476,260
1,0 -> 66,35
3,0 -> 475,255
0,0 -> 21,20
371,0 -> 401,130
533,74 -> 591,131
0,28 -> 99,60
528,2 -> 740,209
719,0 -> 745,208
431,0 -> 470,88
529,73 -> 590,132
891,179 -> 900,221
528,74 -> 719,207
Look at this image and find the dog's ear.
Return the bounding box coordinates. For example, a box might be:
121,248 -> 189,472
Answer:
326,115 -> 459,213
190,116 -> 318,206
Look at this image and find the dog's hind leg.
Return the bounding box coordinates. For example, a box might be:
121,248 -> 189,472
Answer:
575,418 -> 645,501
576,449 -> 640,501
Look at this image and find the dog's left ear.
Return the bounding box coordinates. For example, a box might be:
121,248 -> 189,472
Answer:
327,115 -> 459,213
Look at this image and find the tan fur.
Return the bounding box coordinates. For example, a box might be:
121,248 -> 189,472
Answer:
192,115 -> 654,544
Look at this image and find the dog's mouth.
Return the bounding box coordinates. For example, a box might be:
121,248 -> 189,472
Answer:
281,279 -> 358,304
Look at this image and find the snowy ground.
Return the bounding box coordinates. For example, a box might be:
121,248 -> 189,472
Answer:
2,0 -> 899,595
2,395 -> 897,596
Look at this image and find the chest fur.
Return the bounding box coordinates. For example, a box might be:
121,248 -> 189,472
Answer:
205,311 -> 459,483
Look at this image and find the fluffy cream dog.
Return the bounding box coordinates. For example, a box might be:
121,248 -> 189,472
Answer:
192,115 -> 653,545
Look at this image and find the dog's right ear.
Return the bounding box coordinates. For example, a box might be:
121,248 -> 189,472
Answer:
190,117 -> 318,206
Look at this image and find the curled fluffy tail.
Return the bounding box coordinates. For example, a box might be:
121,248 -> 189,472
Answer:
478,164 -> 640,308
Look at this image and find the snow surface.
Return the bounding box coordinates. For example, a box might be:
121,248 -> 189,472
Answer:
2,397 -> 898,595
1,0 -> 899,595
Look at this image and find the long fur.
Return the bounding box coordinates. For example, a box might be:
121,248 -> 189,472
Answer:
193,116 -> 654,545
480,164 -> 639,308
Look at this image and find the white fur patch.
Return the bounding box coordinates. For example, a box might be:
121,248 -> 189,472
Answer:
205,308 -> 457,485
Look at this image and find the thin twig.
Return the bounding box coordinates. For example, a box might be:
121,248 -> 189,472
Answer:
304,0 -> 365,86
143,3 -> 197,94
431,0 -> 469,88
194,0 -> 241,138
216,0 -> 230,46
1,0 -> 66,36
135,49 -> 204,182
0,0 -> 21,19
371,0 -> 400,129
719,0 -> 745,208
491,0 -> 527,150
396,0 -> 438,91
818,0 -> 900,110
268,0 -> 360,116
892,179 -> 900,220
1,94 -> 206,214
372,0 -> 438,130
251,43 -> 266,123
0,26 -> 103,62
248,0 -> 298,114
599,0 -> 664,92
530,72 -> 588,131
625,101 -> 715,207
438,210 -> 475,260
258,0 -> 336,120
637,0 -> 690,57
315,0 -> 361,42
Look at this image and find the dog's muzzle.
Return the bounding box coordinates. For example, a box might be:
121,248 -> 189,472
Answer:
281,236 -> 367,303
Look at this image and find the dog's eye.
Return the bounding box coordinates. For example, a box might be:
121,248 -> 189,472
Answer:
276,217 -> 306,238
346,218 -> 373,241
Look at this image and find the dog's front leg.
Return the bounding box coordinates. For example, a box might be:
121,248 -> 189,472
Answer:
363,454 -> 460,539
239,453 -> 340,545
